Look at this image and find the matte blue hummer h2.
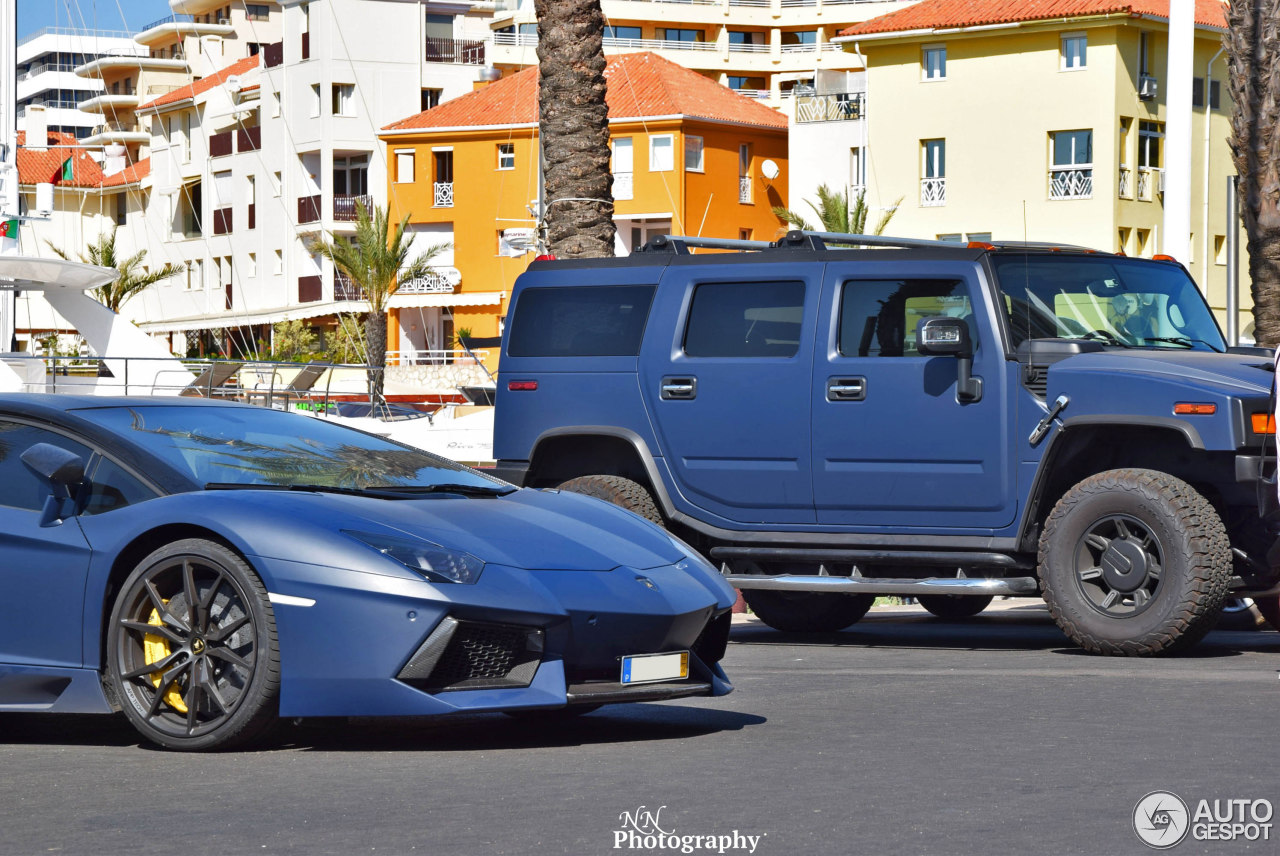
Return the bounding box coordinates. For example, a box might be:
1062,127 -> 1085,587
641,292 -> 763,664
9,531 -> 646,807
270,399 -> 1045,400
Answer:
493,231 -> 1279,655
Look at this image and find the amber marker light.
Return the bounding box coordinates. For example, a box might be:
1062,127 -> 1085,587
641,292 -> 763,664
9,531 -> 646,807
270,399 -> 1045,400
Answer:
1173,402 -> 1216,415
1252,413 -> 1277,434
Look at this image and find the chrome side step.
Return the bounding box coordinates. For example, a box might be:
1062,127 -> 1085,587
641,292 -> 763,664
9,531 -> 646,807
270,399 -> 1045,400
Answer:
724,574 -> 1040,596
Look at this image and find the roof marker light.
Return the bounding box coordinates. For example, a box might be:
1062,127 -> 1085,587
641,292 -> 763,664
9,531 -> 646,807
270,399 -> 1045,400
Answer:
533,254 -> 557,262
967,241 -> 996,250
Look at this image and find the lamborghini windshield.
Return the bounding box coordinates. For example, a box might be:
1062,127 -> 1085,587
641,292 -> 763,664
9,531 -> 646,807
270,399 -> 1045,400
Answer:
76,405 -> 509,492
989,254 -> 1226,352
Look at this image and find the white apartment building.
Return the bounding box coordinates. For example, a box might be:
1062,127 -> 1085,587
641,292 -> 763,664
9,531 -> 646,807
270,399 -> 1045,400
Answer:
16,27 -> 144,140
14,0 -> 493,357
487,0 -> 910,106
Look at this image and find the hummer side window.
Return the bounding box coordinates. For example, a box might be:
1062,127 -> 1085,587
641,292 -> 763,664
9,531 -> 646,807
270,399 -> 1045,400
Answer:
838,279 -> 972,357
683,281 -> 805,358
507,285 -> 656,357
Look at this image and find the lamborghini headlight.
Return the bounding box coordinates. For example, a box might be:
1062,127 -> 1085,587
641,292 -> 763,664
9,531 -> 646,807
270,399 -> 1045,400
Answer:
344,530 -> 484,584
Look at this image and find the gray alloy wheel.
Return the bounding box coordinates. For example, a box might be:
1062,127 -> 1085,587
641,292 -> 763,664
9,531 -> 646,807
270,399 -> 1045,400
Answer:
106,539 -> 280,751
1038,469 -> 1231,656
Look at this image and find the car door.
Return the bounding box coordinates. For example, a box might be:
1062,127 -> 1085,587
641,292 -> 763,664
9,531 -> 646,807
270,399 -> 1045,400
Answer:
0,419 -> 95,668
810,262 -> 1017,530
640,263 -> 822,525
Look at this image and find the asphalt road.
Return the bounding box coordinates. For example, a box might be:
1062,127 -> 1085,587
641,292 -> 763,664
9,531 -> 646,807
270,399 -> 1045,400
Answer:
2,602 -> 1279,856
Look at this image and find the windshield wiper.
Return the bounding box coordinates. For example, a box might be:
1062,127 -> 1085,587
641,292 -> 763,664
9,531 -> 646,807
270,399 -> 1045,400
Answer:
368,483 -> 515,497
1144,336 -> 1224,352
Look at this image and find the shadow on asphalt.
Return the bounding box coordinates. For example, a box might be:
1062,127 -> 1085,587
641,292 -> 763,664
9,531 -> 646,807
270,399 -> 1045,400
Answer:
0,704 -> 765,753
729,607 -> 1280,659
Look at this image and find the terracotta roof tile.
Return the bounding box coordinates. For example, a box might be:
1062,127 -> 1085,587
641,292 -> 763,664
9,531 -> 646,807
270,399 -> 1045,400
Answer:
101,157 -> 151,187
16,132 -> 150,189
137,53 -> 260,111
840,0 -> 1228,36
383,52 -> 786,133
15,131 -> 104,187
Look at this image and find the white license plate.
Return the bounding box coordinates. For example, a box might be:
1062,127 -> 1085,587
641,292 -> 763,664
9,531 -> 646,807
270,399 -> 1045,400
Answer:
620,651 -> 689,685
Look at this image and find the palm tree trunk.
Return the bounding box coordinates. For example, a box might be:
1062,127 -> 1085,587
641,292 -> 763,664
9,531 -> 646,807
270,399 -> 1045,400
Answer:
364,311 -> 387,404
535,0 -> 615,258
1226,0 -> 1280,345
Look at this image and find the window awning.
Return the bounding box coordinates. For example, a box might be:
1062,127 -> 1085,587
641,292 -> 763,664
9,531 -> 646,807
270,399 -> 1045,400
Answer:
136,300 -> 370,333
389,291 -> 504,309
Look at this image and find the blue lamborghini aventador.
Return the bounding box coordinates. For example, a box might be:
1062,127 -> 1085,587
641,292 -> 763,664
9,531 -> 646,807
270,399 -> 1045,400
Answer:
0,395 -> 735,750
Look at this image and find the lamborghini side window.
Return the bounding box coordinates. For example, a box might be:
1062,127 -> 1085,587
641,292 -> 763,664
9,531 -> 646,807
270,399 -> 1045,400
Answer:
82,457 -> 158,516
0,420 -> 93,511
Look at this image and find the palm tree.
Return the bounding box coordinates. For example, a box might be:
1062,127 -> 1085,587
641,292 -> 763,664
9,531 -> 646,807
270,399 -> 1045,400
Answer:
535,0 -> 615,257
45,228 -> 182,312
310,201 -> 450,402
772,185 -> 902,236
1225,0 -> 1280,345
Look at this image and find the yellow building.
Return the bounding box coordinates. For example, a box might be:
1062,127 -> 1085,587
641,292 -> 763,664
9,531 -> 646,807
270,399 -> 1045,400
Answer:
831,0 -> 1250,335
378,51 -> 789,362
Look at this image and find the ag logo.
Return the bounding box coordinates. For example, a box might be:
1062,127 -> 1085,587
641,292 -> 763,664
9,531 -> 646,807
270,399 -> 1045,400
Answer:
1134,791 -> 1190,849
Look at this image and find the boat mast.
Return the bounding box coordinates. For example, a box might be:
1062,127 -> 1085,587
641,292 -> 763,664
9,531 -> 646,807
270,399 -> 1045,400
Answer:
0,0 -> 17,349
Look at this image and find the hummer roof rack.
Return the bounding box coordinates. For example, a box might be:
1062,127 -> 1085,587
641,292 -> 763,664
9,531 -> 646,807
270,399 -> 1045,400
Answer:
634,231 -> 1108,256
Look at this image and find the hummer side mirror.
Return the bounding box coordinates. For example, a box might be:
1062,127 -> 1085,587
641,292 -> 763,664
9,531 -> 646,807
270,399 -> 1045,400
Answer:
916,316 -> 982,403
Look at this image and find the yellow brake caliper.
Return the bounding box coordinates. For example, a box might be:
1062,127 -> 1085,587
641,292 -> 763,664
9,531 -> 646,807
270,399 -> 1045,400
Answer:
144,606 -> 189,714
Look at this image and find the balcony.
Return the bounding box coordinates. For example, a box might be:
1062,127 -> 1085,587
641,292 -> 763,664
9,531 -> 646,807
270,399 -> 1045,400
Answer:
78,92 -> 139,114
334,194 -> 372,221
434,182 -> 454,208
298,275 -> 322,303
493,32 -> 717,52
298,194 -> 322,224
920,177 -> 946,207
613,171 -> 633,201
1049,166 -> 1092,200
335,272 -> 367,301
1118,166 -> 1132,199
739,175 -> 752,204
732,88 -> 770,99
728,42 -> 769,53
136,13 -> 234,45
263,41 -> 284,68
237,125 -> 261,152
75,54 -> 187,78
209,130 -> 234,157
795,92 -> 864,123
425,38 -> 486,64
1137,167 -> 1161,201
212,207 -> 233,235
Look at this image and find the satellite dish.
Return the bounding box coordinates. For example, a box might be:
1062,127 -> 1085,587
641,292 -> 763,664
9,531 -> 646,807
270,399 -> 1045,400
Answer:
761,159 -> 780,181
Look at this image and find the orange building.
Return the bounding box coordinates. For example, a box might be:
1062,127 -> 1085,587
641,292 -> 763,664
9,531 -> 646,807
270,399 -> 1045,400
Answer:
378,51 -> 789,362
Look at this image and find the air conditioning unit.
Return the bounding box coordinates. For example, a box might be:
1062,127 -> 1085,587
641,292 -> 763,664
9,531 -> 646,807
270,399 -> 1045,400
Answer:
218,18 -> 231,26
1138,75 -> 1158,101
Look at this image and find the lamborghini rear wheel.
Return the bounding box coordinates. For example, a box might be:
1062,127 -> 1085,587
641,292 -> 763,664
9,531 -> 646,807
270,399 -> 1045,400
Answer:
106,539 -> 280,751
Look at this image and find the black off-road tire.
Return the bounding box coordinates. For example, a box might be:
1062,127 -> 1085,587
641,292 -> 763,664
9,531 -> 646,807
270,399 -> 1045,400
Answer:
106,538 -> 281,751
918,594 -> 994,620
1038,469 -> 1231,656
735,561 -> 874,632
557,475 -> 663,525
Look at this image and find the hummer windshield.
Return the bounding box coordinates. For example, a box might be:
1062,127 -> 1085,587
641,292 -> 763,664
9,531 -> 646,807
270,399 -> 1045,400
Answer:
989,254 -> 1226,352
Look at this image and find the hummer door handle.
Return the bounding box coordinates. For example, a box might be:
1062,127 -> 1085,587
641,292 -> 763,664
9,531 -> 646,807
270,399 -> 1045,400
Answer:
827,377 -> 866,401
660,377 -> 698,400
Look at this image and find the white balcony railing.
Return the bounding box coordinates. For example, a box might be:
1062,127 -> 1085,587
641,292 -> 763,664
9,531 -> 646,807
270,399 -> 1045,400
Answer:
1137,167 -> 1160,201
493,32 -> 718,52
732,88 -> 771,99
729,43 -> 769,53
781,43 -> 820,54
795,92 -> 864,123
434,182 -> 454,208
920,177 -> 946,207
399,269 -> 461,294
1049,166 -> 1093,200
1118,166 -> 1132,199
614,171 -> 634,200
739,175 -> 752,203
